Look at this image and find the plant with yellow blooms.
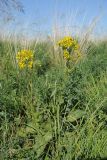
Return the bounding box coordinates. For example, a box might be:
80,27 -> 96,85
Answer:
58,36 -> 74,49
16,50 -> 33,69
63,50 -> 70,60
57,36 -> 81,62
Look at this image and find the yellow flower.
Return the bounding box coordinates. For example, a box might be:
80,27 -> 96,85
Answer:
16,50 -> 33,61
18,61 -> 26,69
57,36 -> 80,52
58,36 -> 82,64
58,36 -> 73,49
63,50 -> 70,60
28,61 -> 33,69
16,49 -> 33,69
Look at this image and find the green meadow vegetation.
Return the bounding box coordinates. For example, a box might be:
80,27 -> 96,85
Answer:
0,38 -> 107,160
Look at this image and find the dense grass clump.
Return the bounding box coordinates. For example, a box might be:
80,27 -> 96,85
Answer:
0,39 -> 107,159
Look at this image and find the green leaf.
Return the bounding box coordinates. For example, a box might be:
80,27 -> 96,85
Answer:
33,132 -> 52,157
67,109 -> 86,122
17,127 -> 26,137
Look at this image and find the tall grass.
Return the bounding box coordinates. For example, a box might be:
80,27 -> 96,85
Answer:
0,37 -> 107,160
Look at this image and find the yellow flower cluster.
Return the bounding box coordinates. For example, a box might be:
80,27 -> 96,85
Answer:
58,36 -> 73,49
58,36 -> 81,61
58,36 -> 79,49
16,50 -> 33,69
63,50 -> 70,60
